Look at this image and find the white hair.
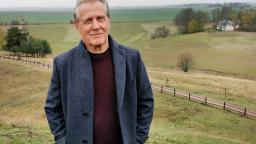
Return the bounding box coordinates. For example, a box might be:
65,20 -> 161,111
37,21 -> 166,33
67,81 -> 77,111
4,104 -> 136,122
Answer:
73,0 -> 110,21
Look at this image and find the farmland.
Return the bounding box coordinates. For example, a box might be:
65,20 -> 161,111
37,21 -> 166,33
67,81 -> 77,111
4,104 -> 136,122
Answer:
0,7 -> 181,24
0,60 -> 256,144
22,23 -> 256,78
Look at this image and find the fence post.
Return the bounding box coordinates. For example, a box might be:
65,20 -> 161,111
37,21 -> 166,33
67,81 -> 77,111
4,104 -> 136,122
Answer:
224,102 -> 226,110
189,93 -> 191,100
244,108 -> 247,116
48,64 -> 49,69
174,88 -> 176,96
160,86 -> 163,93
225,88 -> 227,98
205,97 -> 207,105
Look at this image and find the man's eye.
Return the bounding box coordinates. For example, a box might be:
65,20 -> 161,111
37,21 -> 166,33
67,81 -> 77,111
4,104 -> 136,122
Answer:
83,19 -> 92,24
98,17 -> 105,22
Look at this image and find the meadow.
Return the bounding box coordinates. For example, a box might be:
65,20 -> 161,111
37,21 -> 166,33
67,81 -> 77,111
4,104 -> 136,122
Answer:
0,60 -> 256,144
0,7 -> 181,24
24,22 -> 256,78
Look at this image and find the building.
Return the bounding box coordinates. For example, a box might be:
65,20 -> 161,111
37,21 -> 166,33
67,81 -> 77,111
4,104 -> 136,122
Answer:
217,20 -> 240,31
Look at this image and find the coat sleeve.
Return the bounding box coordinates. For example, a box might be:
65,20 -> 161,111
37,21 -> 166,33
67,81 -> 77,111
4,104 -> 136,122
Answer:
135,52 -> 154,144
45,58 -> 66,144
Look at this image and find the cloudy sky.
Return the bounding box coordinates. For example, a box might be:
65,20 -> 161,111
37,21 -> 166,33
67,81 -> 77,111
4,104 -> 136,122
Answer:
0,0 -> 255,8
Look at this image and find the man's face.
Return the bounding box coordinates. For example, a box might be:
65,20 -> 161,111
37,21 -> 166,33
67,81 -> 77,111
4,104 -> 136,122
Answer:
75,1 -> 110,48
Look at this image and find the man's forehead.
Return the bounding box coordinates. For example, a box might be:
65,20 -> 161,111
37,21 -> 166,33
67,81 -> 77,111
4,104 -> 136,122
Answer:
78,1 -> 107,12
78,2 -> 108,17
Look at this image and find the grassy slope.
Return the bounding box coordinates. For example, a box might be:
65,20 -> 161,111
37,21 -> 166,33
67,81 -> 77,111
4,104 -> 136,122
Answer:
0,60 -> 53,143
0,60 -> 256,144
24,23 -> 256,78
148,67 -> 256,110
149,92 -> 256,144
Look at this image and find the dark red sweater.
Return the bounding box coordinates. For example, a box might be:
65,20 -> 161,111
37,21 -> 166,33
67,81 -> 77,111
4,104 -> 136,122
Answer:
89,48 -> 121,144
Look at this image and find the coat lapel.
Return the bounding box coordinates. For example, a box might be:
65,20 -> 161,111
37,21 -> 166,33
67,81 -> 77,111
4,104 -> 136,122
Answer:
110,37 -> 126,110
71,41 -> 94,114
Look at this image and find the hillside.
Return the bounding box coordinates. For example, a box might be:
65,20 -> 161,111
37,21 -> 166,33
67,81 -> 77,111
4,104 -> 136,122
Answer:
1,58 -> 256,144
19,23 -> 256,78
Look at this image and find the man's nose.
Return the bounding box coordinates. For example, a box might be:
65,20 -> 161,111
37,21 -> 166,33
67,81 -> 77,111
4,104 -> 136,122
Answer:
91,20 -> 100,30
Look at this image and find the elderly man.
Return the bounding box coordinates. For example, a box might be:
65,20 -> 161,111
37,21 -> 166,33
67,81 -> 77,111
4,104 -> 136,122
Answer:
44,0 -> 154,144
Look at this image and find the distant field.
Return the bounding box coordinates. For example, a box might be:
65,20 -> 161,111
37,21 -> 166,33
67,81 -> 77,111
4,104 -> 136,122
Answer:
0,60 -> 256,144
0,7 -> 181,24
13,23 -> 256,78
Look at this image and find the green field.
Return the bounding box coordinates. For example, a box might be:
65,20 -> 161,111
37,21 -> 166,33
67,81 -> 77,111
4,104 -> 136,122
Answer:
21,22 -> 256,78
0,60 -> 256,144
0,7 -> 181,24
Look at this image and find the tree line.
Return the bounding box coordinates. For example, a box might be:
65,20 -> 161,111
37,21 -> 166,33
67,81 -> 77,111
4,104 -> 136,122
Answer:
2,27 -> 52,58
174,4 -> 256,34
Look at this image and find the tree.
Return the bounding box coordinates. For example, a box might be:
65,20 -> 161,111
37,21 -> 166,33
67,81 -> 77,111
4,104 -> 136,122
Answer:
193,11 -> 209,31
41,40 -> 52,57
175,8 -> 194,33
175,8 -> 208,34
211,8 -> 221,22
0,27 -> 5,48
239,9 -> 256,26
253,16 -> 256,24
211,5 -> 238,23
3,27 -> 29,53
11,20 -> 20,25
187,20 -> 200,33
20,36 -> 52,57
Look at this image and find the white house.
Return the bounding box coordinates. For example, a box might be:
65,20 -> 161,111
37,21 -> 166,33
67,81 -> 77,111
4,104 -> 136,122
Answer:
217,20 -> 239,31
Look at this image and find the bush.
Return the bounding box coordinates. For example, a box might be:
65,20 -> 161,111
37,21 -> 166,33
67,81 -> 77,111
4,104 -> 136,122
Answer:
177,53 -> 193,72
187,20 -> 201,33
11,20 -> 20,25
239,25 -> 256,32
151,26 -> 170,39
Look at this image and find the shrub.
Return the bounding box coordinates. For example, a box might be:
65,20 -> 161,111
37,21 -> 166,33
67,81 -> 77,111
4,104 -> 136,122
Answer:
151,26 -> 170,39
177,53 -> 193,72
239,25 -> 256,32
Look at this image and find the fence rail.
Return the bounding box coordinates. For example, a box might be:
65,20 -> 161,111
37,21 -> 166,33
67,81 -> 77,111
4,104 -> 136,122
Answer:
1,55 -> 256,119
152,83 -> 256,119
0,55 -> 53,69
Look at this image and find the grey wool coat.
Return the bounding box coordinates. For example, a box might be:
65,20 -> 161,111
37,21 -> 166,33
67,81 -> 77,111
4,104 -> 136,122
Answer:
44,36 -> 154,144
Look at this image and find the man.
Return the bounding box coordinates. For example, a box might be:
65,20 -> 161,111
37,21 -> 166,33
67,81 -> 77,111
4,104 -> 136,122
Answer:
44,0 -> 154,143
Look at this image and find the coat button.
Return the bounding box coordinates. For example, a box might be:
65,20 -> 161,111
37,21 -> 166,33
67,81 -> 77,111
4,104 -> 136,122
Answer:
82,139 -> 88,143
83,112 -> 89,117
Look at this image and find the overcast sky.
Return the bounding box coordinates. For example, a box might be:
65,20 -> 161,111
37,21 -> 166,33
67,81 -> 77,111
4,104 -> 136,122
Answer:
0,0 -> 255,8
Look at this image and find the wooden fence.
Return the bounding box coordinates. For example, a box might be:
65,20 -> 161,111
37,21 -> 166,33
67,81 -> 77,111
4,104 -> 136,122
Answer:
151,83 -> 256,119
1,55 -> 256,119
0,55 -> 52,69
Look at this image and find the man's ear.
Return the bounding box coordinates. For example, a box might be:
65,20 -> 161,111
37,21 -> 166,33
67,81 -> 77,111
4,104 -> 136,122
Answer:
74,20 -> 79,30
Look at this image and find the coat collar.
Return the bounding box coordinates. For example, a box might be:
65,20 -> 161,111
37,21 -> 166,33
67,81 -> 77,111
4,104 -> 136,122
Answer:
74,35 -> 126,110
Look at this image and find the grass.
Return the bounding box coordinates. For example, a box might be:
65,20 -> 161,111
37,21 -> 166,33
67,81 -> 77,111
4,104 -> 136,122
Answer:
0,60 -> 53,143
0,124 -> 52,144
148,92 -> 256,144
148,67 -> 256,110
18,22 -> 256,78
1,55 -> 256,144
0,7 -> 181,24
